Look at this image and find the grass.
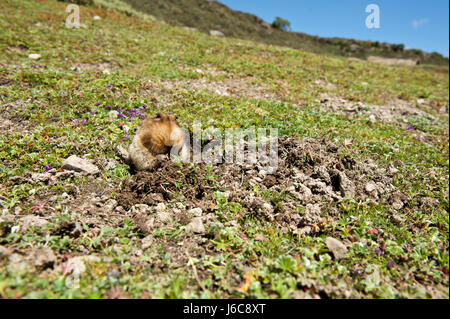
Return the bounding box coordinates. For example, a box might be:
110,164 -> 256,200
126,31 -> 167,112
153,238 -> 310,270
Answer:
0,0 -> 448,299
120,0 -> 449,66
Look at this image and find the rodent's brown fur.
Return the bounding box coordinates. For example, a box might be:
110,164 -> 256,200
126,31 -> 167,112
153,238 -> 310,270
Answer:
129,113 -> 187,171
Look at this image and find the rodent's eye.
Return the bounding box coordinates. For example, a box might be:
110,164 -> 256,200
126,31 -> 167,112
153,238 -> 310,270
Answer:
155,113 -> 161,118
175,115 -> 179,120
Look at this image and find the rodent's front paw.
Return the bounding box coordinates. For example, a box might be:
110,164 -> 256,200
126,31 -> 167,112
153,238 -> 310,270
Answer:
156,154 -> 169,162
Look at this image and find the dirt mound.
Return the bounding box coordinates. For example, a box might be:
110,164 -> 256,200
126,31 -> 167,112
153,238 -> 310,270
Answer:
118,137 -> 401,236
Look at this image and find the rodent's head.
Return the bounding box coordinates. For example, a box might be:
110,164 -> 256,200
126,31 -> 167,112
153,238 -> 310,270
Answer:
152,113 -> 184,145
153,113 -> 179,126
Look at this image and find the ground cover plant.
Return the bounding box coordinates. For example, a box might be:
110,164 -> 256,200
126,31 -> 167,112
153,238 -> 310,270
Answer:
0,0 -> 448,299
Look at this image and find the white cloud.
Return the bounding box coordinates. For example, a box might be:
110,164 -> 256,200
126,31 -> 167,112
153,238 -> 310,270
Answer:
412,18 -> 429,29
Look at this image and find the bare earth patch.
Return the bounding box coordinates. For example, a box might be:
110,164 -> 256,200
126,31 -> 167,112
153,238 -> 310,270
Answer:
318,93 -> 439,126
117,137 -> 407,237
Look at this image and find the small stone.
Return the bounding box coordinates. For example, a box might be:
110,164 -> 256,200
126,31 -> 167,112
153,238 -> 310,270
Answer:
20,215 -> 49,232
130,204 -> 150,215
31,173 -> 51,183
116,145 -> 130,164
392,200 -> 404,210
32,247 -> 56,270
62,155 -> 99,175
156,211 -> 172,223
155,203 -> 166,213
104,199 -> 118,211
108,110 -> 118,121
325,237 -> 348,260
369,115 -> 376,123
254,233 -> 266,241
365,182 -> 377,194
337,172 -> 355,199
209,30 -> 225,37
141,235 -> 153,250
188,208 -> 203,217
28,53 -> 41,60
186,217 -> 205,234
64,255 -> 101,276
7,253 -> 29,273
93,15 -> 101,21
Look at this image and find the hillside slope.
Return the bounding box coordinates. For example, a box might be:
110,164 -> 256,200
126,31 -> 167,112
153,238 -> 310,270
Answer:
0,0 -> 448,299
122,0 -> 449,66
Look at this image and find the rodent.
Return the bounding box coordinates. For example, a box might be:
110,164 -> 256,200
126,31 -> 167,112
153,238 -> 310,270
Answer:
129,113 -> 188,171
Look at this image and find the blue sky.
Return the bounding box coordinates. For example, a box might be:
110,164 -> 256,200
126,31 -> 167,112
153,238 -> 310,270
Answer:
219,0 -> 449,57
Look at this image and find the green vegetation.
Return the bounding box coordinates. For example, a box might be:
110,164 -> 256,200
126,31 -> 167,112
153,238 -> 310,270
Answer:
0,0 -> 448,299
272,17 -> 291,31
121,0 -> 449,65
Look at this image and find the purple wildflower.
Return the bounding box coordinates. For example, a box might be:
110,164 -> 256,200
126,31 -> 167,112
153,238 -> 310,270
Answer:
106,105 -> 112,109
72,119 -> 80,125
123,134 -> 129,139
139,106 -> 145,110
88,111 -> 95,116
407,125 -> 414,131
76,86 -> 79,90
95,102 -> 101,106
375,248 -> 382,256
130,108 -> 137,113
81,119 -> 88,124
140,114 -> 146,120
117,113 -> 126,119
38,64 -> 43,68
387,260 -> 395,268
60,91 -> 65,96
107,84 -> 112,88
51,135 -> 57,140
43,165 -> 53,173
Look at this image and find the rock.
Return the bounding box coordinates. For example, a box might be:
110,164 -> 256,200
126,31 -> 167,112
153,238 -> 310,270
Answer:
156,211 -> 172,223
183,26 -> 198,32
93,15 -> 101,21
369,114 -> 377,123
365,182 -> 378,194
104,199 -> 118,211
61,155 -> 99,175
209,30 -> 225,37
337,172 -> 355,199
7,253 -> 30,273
141,235 -> 153,250
154,203 -> 166,213
32,247 -> 56,270
116,145 -> 130,164
186,217 -> 205,234
108,110 -> 119,121
254,233 -> 266,241
19,215 -> 49,233
130,204 -> 150,215
104,158 -> 117,171
31,172 -> 52,183
64,255 -> 101,276
188,208 -> 203,217
325,237 -> 348,260
300,204 -> 322,225
28,53 -> 41,60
